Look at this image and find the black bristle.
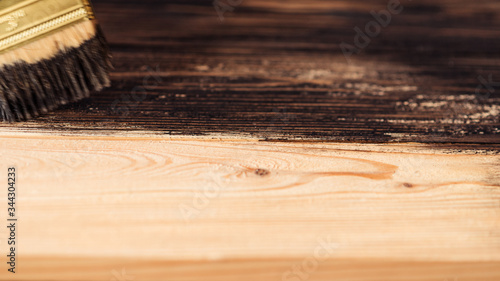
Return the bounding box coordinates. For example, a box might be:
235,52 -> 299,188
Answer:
0,25 -> 112,122
0,76 -> 14,122
21,63 -> 49,115
46,61 -> 68,105
77,47 -> 101,91
16,65 -> 39,118
4,67 -> 29,121
27,64 -> 53,113
64,50 -> 86,100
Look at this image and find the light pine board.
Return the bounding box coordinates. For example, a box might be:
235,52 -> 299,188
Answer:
0,135 -> 499,280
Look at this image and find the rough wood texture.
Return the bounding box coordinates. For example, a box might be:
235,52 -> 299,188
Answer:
0,0 -> 499,142
0,135 -> 499,280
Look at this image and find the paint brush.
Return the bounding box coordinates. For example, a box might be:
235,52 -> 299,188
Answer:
0,0 -> 112,122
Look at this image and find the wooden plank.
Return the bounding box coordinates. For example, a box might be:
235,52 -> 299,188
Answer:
15,258 -> 500,281
0,0 -> 499,279
0,135 -> 499,280
0,0 -> 499,143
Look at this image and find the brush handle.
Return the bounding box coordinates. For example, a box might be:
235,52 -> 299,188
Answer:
0,0 -> 95,53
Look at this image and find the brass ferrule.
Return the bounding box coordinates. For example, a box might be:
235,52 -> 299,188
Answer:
0,0 -> 95,53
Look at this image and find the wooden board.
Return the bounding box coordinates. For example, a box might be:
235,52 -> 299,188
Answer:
0,0 -> 498,143
0,135 -> 499,280
1,0 -> 499,280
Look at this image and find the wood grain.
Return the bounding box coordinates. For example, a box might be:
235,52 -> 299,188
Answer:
0,0 -> 499,279
15,258 -> 500,281
0,0 -> 499,142
0,135 -> 499,280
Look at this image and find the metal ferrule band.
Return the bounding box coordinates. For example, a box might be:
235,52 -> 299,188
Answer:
0,0 -> 95,53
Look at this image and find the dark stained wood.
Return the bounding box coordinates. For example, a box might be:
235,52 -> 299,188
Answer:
1,0 -> 499,143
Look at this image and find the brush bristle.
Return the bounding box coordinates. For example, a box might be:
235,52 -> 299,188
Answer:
0,20 -> 112,122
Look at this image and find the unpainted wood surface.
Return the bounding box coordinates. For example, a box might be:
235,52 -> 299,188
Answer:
15,258 -> 500,281
0,0 -> 499,142
0,135 -> 499,280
